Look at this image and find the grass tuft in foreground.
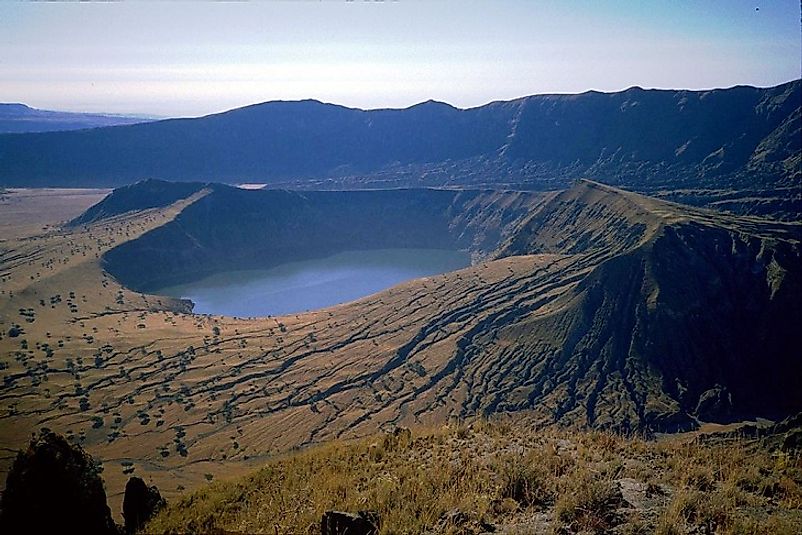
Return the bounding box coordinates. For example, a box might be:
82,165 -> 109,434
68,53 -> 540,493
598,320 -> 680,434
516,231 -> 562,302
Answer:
145,419 -> 802,534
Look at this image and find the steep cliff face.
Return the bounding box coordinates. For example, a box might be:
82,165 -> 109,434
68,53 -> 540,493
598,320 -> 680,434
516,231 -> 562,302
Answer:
460,183 -> 802,430
483,225 -> 801,431
638,223 -> 802,422
502,82 -> 801,188
99,184 -> 550,291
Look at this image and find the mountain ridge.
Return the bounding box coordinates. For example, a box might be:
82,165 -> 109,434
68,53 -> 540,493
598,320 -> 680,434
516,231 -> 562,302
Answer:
1,82 -> 798,220
0,103 -> 153,134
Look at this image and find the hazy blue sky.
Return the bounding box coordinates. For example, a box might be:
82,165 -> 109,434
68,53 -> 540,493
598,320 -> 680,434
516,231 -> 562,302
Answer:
1,1 -> 799,117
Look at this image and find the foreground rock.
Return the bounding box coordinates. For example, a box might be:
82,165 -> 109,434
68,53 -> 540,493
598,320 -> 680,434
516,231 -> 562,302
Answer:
321,510 -> 380,535
123,476 -> 166,534
0,430 -> 118,534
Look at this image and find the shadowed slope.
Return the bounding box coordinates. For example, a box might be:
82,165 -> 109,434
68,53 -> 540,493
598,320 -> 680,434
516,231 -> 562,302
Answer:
0,82 -> 798,203
69,179 -> 208,226
480,181 -> 802,430
1,180 -> 800,507
98,185 -> 552,291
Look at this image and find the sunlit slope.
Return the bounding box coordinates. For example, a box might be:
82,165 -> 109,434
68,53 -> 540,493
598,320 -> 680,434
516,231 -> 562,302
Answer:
0,180 -> 799,509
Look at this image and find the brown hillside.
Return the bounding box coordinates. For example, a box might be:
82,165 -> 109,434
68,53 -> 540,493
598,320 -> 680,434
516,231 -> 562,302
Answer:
0,180 -> 799,511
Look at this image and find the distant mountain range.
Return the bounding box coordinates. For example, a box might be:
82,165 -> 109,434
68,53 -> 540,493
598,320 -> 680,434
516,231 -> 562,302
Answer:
0,81 -> 799,217
0,103 -> 154,134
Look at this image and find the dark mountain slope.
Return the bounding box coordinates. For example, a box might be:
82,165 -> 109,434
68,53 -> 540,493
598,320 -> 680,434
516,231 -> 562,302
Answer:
482,222 -> 801,430
461,182 -> 802,430
69,179 -> 208,226
0,103 -> 151,133
98,183 -> 550,291
0,82 -> 798,201
504,83 -> 801,184
0,99 -> 511,187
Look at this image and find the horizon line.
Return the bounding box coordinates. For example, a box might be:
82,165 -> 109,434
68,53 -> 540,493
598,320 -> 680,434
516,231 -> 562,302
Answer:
6,77 -> 800,120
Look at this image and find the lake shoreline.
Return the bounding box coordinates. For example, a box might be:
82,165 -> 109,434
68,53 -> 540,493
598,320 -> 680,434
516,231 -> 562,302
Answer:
155,248 -> 470,317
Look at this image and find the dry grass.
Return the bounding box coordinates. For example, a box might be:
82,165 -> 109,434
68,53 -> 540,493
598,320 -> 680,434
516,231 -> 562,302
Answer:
145,420 -> 802,534
653,442 -> 802,535
0,188 -> 109,239
2,184 -> 800,530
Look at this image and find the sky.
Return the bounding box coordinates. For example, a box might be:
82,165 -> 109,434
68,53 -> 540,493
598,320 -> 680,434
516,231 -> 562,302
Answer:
0,1 -> 799,117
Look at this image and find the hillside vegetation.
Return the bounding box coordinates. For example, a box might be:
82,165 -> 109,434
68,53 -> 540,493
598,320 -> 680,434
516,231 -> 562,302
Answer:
1,180 -> 800,512
145,419 -> 802,534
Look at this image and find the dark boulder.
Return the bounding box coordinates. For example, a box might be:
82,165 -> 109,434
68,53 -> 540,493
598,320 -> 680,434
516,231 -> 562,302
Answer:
321,510 -> 380,535
774,412 -> 802,452
773,411 -> 802,434
781,429 -> 802,452
122,476 -> 166,534
0,429 -> 118,535
695,385 -> 735,423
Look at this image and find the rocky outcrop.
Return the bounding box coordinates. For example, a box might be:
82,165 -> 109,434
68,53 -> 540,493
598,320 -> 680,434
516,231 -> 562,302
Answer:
321,510 -> 380,535
0,430 -> 118,535
123,476 -> 166,534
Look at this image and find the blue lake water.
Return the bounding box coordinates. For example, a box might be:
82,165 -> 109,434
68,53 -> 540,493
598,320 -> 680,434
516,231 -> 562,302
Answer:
156,248 -> 470,317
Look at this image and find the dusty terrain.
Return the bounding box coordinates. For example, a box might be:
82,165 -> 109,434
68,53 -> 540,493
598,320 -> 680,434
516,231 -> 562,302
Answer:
0,188 -> 110,239
0,185 -> 556,512
0,181 -> 799,523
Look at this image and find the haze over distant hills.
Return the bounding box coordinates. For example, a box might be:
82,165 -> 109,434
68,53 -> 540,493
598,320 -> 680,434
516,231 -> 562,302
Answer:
0,82 -> 798,215
0,103 -> 154,134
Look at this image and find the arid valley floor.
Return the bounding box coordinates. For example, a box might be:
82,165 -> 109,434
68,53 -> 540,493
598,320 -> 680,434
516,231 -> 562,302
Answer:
1,181 -> 801,533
